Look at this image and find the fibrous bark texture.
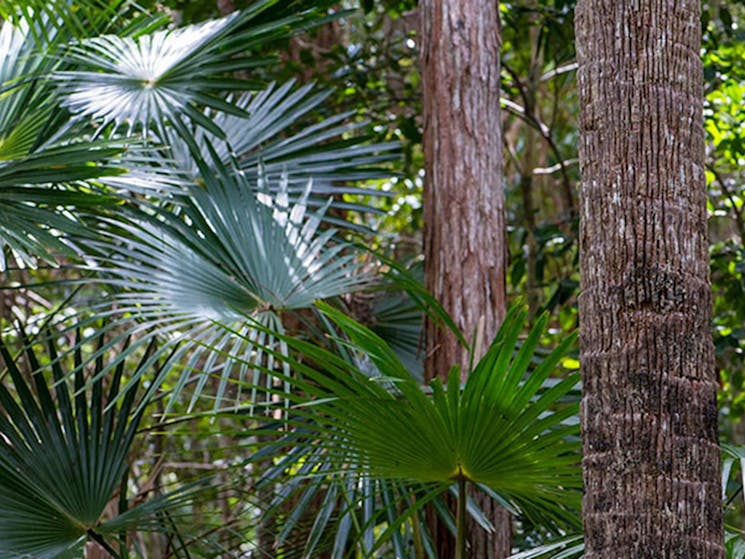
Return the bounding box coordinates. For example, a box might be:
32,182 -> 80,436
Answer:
420,1 -> 509,557
576,1 -> 724,557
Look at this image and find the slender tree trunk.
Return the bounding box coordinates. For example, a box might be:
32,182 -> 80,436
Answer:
519,18 -> 543,319
420,1 -> 510,557
576,1 -> 724,557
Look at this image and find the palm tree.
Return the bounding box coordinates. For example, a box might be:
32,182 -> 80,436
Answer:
0,3 -> 392,554
575,0 -> 724,556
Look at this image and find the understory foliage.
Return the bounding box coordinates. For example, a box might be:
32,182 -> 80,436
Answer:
0,0 -> 742,557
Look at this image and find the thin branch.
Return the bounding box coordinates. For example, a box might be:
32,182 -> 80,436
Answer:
708,164 -> 745,238
533,159 -> 579,175
541,62 -> 578,82
501,61 -> 576,215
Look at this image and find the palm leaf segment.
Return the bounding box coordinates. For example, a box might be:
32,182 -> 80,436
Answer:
0,0 -> 168,40
84,157 -> 369,408
252,433 -> 444,558
0,333 -> 192,558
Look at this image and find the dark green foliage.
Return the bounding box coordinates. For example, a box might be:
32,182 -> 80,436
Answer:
0,331 -> 196,557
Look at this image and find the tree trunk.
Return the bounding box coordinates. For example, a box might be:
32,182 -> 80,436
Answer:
420,1 -> 510,557
576,1 -> 725,557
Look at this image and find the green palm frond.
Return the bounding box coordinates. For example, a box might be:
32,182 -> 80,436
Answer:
508,536 -> 584,559
0,20 -> 190,269
56,15 -> 240,135
721,444 -> 745,559
352,261 -> 429,381
0,330 -> 200,558
238,302 -> 580,553
0,20 -> 126,268
90,166 -> 368,318
164,79 -> 399,219
727,531 -> 745,559
317,304 -> 580,514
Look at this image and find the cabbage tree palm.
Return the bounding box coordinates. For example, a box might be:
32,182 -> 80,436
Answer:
576,0 -> 723,555
0,0 -> 395,401
0,3 -> 404,554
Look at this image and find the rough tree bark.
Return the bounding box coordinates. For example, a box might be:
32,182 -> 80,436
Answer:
420,1 -> 510,557
576,1 -> 725,557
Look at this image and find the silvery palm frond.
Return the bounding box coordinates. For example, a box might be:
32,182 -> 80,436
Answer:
53,1 -> 318,140
152,79 -> 400,226
168,81 -> 399,187
79,157 -> 370,409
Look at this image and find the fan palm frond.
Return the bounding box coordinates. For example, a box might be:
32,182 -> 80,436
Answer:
77,156 -> 369,409
247,424 -> 456,559
0,330 -> 203,558
53,0 -> 324,139
172,80 -> 398,185
0,20 -> 131,268
162,80 -> 399,222
319,304 -> 580,509
236,303 -> 580,554
0,20 -> 190,269
56,14 -> 239,136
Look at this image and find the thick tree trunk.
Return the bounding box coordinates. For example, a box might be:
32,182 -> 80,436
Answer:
420,1 -> 510,557
576,1 -> 725,557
